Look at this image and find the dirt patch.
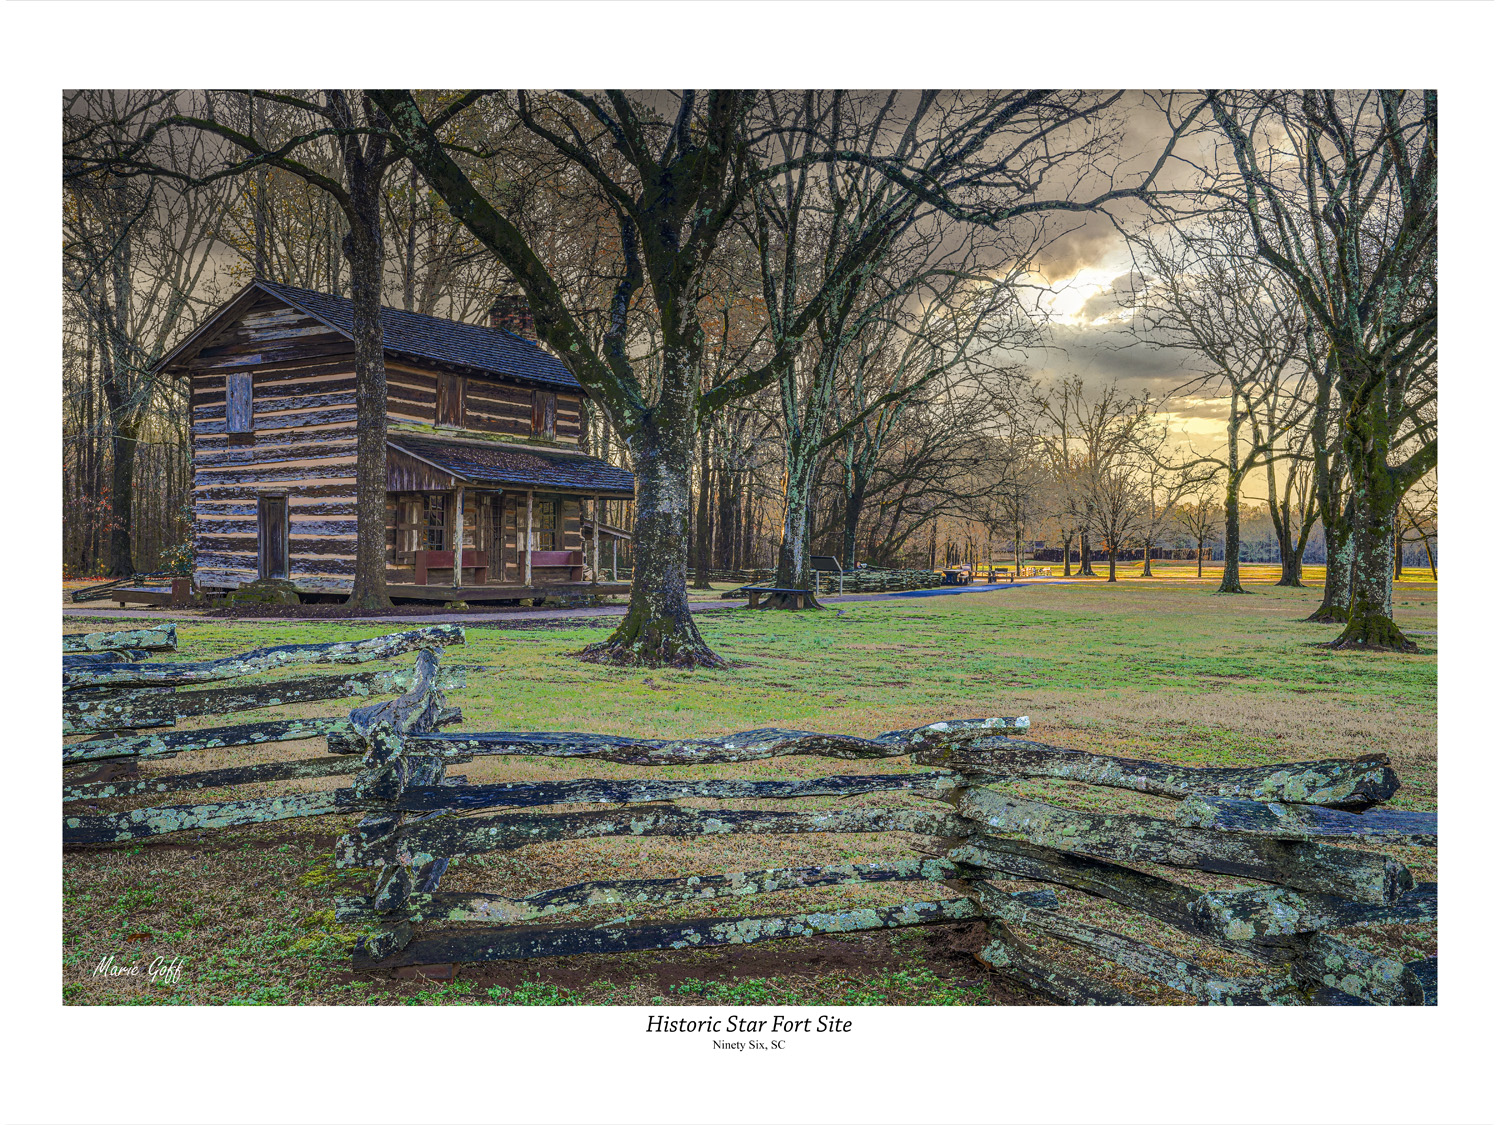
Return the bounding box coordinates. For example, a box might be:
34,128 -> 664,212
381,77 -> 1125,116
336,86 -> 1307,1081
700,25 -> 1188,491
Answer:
343,921 -> 1044,1004
202,601 -> 541,619
65,828 -> 341,857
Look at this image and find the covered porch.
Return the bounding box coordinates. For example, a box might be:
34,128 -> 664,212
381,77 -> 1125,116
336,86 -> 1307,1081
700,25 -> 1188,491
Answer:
384,435 -> 634,601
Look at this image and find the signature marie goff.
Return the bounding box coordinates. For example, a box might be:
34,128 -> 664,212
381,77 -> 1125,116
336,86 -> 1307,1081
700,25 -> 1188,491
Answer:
93,953 -> 185,984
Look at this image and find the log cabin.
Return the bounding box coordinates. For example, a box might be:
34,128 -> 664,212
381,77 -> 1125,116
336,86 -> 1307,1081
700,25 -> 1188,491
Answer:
156,279 -> 635,602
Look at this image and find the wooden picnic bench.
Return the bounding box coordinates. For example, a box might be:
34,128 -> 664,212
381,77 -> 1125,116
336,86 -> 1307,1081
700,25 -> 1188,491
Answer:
745,586 -> 813,609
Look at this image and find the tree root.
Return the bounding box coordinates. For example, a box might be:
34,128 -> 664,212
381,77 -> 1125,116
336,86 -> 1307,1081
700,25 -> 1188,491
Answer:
577,638 -> 728,670
1329,613 -> 1419,654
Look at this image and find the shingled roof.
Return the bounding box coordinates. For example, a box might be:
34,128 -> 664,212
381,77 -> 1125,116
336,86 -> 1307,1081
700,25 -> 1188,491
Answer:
390,434 -> 635,496
252,280 -> 582,390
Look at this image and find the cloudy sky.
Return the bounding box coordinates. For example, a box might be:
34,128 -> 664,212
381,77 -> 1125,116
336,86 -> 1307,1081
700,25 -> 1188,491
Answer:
992,93 -> 1240,460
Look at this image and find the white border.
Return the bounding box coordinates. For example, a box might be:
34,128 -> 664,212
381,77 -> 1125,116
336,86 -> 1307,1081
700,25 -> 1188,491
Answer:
9,3 -> 1493,1123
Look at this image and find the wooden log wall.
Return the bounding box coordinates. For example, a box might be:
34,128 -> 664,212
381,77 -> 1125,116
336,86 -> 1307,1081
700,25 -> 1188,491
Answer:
385,361 -> 582,444
188,296 -> 360,593
63,628 -> 467,846
336,711 -> 1436,1004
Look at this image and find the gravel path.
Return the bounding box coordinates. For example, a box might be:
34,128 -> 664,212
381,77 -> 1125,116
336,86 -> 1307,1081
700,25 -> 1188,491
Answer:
61,580 -> 1046,627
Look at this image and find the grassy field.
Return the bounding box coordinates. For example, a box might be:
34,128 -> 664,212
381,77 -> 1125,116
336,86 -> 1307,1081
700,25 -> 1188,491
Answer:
62,574 -> 1437,1006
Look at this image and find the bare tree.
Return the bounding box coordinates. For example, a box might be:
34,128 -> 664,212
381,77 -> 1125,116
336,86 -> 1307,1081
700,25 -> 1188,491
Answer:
1124,214 -> 1310,594
1207,90 -> 1436,650
63,91 -> 233,577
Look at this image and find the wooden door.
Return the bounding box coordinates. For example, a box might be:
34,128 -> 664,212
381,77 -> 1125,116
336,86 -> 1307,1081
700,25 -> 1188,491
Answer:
258,496 -> 288,579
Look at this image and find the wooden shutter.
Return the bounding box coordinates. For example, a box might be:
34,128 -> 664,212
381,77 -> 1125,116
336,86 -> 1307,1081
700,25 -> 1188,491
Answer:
227,373 -> 253,433
437,374 -> 465,427
533,391 -> 557,438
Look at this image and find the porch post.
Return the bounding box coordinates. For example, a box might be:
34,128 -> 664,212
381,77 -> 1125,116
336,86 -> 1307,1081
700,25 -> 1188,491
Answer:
612,537 -> 618,581
453,487 -> 465,589
593,495 -> 601,585
524,490 -> 534,588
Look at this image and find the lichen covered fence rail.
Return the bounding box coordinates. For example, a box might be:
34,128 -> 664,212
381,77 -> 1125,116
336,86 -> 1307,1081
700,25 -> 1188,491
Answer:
333,705 -> 1436,1004
62,626 -> 467,845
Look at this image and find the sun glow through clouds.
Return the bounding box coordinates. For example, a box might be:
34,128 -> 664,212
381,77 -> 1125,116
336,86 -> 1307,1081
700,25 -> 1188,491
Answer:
1025,267 -> 1132,327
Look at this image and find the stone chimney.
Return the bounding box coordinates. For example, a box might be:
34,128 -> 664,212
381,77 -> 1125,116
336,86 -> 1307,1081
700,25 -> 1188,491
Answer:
488,293 -> 536,342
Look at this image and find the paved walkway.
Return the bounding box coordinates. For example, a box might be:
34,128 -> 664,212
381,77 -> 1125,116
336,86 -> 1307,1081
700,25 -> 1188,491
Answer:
62,580 -> 1045,627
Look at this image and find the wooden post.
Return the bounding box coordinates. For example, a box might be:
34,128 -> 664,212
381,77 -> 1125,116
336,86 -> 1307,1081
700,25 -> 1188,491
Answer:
524,491 -> 534,588
612,537 -> 618,581
593,495 -> 602,585
453,488 -> 465,589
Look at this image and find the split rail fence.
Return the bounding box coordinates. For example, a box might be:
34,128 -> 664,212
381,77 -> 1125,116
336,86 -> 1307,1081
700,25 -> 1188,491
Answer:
333,660 -> 1437,1004
63,625 -> 467,844
64,625 -> 1437,1004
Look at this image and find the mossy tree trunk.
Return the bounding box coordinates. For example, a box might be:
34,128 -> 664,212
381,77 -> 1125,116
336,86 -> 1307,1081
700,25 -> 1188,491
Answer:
1330,359 -> 1418,652
587,400 -> 725,667
769,416 -> 825,609
1218,391 -> 1247,595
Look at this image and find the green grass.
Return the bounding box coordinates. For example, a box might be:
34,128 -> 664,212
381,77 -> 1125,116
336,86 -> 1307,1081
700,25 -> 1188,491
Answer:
63,576 -> 1436,1006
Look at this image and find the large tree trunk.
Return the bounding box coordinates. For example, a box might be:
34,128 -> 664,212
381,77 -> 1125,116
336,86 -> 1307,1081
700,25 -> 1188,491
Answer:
1307,352 -> 1351,622
1220,474 -> 1245,594
1141,541 -> 1154,577
1218,393 -> 1247,594
1107,546 -> 1118,582
1196,536 -> 1205,578
769,438 -> 823,609
583,348 -> 724,668
1062,531 -> 1073,577
1311,507 -> 1355,623
1332,390 -> 1415,652
342,166 -> 393,611
1266,455 -> 1303,588
1077,527 -> 1095,577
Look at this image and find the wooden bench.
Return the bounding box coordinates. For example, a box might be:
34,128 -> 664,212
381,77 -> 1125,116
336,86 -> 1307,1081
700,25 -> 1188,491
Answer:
112,577 -> 192,608
746,586 -> 812,609
530,550 -> 584,583
414,549 -> 489,586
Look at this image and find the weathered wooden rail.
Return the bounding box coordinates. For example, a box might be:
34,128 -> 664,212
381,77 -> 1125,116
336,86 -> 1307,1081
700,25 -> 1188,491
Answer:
62,626 -> 467,846
332,695 -> 1436,1004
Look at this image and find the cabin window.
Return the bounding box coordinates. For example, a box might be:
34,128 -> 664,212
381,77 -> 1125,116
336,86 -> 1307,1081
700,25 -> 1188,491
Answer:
532,391 -> 557,439
423,494 -> 447,550
227,373 -> 254,433
535,498 -> 558,551
437,374 -> 466,427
